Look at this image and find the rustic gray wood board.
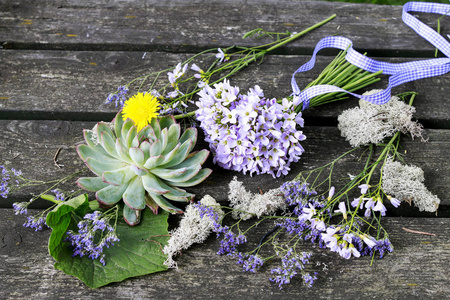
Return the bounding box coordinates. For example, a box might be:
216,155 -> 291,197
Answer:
0,119 -> 448,216
1,209 -> 448,299
0,0 -> 446,56
1,50 -> 449,128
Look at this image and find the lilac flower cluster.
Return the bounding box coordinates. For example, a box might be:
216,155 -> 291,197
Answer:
269,248 -> 317,289
66,210 -> 120,266
195,80 -> 306,177
1,166 -> 22,198
105,85 -> 129,107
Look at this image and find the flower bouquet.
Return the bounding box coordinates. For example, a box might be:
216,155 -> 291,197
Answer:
3,2 -> 448,289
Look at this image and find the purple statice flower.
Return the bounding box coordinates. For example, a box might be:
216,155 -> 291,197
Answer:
237,253 -> 264,273
12,202 -> 28,215
23,215 -> 47,231
195,80 -> 306,178
193,202 -> 247,256
270,249 -> 315,289
217,230 -> 247,256
65,210 -> 119,266
1,166 -> 12,198
105,85 -> 129,107
1,166 -> 24,198
51,189 -> 65,202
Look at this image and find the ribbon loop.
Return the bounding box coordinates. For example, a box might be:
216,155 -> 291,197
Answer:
292,1 -> 450,110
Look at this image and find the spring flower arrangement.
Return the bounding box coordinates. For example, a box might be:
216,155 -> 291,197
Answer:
2,13 -> 440,289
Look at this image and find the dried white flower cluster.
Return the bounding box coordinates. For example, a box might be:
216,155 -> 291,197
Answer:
338,90 -> 424,147
163,195 -> 224,268
228,176 -> 286,220
382,159 -> 440,213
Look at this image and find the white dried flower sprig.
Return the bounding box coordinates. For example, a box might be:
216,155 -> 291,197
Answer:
338,90 -> 425,147
382,159 -> 440,213
228,176 -> 286,220
163,195 -> 224,268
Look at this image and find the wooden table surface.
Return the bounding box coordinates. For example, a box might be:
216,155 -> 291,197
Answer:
1,0 -> 449,299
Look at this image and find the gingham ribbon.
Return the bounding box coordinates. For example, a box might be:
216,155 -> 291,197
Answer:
291,2 -> 450,110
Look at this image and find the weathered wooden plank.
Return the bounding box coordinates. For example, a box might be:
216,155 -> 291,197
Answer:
0,119 -> 448,215
1,50 -> 449,128
1,208 -> 449,298
1,0 -> 448,56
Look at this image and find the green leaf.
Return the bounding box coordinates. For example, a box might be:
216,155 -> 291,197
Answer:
46,194 -> 90,258
50,207 -> 170,289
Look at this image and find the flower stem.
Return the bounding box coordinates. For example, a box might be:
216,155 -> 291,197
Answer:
265,14 -> 337,52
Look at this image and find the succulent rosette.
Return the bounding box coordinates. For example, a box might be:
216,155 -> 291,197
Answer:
76,111 -> 212,225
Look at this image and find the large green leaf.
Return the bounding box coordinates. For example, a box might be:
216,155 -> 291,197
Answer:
47,203 -> 169,289
46,194 -> 90,258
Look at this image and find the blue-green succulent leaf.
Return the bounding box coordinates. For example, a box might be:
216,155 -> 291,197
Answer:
158,139 -> 192,168
149,193 -> 183,214
85,158 -> 127,176
96,183 -> 129,206
123,204 -> 141,226
179,127 -> 197,153
164,168 -> 212,187
77,177 -> 109,192
162,124 -> 181,155
129,147 -> 145,166
102,166 -> 136,186
122,176 -> 146,210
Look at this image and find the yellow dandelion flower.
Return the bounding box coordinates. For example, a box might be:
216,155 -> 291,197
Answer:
122,92 -> 161,131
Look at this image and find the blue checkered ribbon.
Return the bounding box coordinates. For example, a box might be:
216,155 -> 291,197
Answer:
291,1 -> 450,110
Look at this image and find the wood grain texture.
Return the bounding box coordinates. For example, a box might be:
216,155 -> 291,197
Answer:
1,208 -> 449,299
0,119 -> 448,216
1,50 -> 450,128
1,1 -> 449,297
1,0 -> 447,56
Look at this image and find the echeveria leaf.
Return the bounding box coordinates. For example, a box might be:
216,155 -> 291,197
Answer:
164,168 -> 212,187
102,167 -> 136,186
77,177 -> 109,192
171,149 -> 209,169
158,115 -> 176,130
123,204 -> 141,226
129,147 -> 145,166
158,139 -> 192,168
96,183 -> 129,206
122,176 -> 146,210
162,123 -> 181,155
179,127 -> 197,153
149,193 -> 183,214
113,111 -> 124,139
